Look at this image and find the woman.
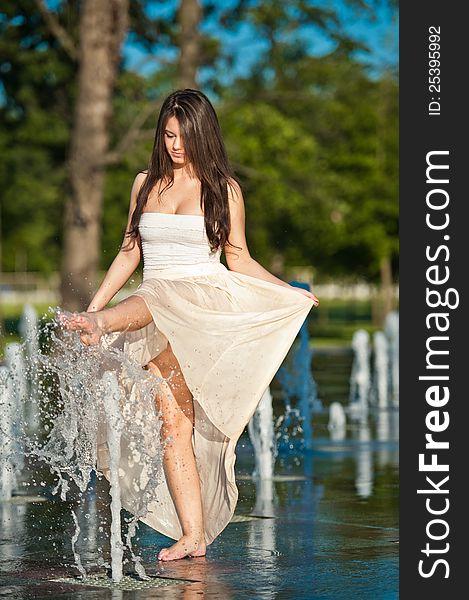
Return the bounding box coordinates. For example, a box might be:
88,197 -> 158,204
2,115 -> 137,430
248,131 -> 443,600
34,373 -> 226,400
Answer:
60,88 -> 319,562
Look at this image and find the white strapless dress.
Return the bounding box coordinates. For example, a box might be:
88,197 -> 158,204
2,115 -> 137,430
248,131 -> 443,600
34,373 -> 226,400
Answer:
97,212 -> 314,545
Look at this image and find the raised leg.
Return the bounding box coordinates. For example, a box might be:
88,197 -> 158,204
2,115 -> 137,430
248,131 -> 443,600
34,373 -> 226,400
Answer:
147,343 -> 206,561
57,295 -> 153,345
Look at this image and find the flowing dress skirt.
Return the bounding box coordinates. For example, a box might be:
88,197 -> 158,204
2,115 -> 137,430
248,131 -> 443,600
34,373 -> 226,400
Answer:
96,261 -> 314,545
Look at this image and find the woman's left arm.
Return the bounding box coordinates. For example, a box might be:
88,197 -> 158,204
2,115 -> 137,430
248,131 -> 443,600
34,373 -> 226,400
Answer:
223,180 -> 319,306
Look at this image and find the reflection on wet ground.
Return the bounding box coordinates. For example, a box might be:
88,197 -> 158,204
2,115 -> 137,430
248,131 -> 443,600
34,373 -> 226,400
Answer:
0,407 -> 398,600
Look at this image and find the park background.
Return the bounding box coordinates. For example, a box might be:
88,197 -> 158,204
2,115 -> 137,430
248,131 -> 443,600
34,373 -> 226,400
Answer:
0,0 -> 398,355
0,1 -> 399,597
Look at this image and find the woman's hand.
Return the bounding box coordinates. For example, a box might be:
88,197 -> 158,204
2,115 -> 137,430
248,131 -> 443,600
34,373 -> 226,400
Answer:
290,286 -> 320,307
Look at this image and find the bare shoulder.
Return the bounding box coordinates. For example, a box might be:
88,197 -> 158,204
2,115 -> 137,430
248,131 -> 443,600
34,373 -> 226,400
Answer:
129,171 -> 148,207
132,170 -> 148,193
227,177 -> 243,201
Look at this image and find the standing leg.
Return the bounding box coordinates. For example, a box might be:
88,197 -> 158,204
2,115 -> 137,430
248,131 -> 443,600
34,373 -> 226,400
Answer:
60,300 -> 207,558
57,295 -> 153,345
148,343 -> 206,561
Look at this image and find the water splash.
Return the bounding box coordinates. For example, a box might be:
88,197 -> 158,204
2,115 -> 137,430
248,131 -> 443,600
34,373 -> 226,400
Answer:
248,387 -> 277,480
372,331 -> 389,409
101,371 -> 124,583
125,518 -> 149,580
0,366 -> 20,500
384,311 -> 399,406
1,307 -> 166,579
328,401 -> 347,441
19,304 -> 41,434
354,420 -> 373,498
276,288 -> 320,452
349,329 -> 371,419
71,509 -> 87,579
275,403 -> 304,454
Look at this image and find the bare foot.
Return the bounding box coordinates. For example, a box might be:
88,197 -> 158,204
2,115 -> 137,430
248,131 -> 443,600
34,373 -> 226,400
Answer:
158,535 -> 207,561
56,309 -> 105,346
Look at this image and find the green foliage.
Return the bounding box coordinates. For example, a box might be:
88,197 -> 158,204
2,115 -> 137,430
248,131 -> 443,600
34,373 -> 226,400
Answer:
0,0 -> 398,283
0,1 -> 75,272
220,101 -> 323,267
218,51 -> 398,280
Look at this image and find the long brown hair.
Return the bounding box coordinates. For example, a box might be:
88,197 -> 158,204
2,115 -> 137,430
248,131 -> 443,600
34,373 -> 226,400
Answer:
127,88 -> 240,253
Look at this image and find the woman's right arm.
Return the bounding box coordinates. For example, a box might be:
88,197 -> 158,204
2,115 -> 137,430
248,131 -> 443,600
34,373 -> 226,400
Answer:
87,172 -> 147,312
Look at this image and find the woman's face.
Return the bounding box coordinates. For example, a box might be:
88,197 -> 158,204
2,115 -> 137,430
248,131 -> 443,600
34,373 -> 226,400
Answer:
164,116 -> 186,164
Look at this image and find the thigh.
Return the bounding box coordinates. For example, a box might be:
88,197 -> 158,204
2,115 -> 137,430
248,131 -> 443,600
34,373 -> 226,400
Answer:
145,343 -> 194,425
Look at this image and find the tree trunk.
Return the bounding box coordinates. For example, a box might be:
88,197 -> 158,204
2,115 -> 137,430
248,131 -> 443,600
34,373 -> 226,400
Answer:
60,0 -> 128,311
177,0 -> 202,89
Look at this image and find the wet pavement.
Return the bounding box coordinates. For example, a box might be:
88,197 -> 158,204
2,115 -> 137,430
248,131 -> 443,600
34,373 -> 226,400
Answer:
0,409 -> 398,600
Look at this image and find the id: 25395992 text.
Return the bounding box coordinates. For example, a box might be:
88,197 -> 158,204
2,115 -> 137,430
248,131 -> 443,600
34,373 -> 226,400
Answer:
428,26 -> 441,116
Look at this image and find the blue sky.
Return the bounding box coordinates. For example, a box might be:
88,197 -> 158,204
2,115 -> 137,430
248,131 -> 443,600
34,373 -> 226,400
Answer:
124,0 -> 398,82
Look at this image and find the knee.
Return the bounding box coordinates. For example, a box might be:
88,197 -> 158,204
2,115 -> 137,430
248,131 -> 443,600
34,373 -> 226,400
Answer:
160,409 -> 192,445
